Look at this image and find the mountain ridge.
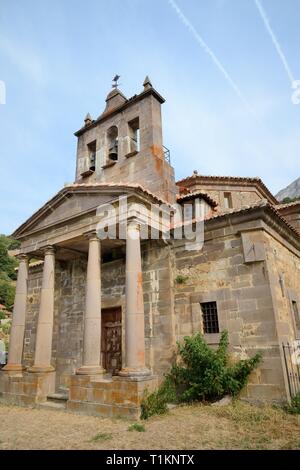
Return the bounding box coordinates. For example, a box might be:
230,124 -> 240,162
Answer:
276,177 -> 300,202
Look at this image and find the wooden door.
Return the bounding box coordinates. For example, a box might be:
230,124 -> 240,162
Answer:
101,307 -> 122,375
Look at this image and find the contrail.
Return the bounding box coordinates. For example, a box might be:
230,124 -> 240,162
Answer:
168,0 -> 257,119
254,0 -> 294,85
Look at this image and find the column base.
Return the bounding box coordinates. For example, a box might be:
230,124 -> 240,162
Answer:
76,365 -> 106,375
27,365 -> 55,373
118,367 -> 151,378
2,363 -> 26,372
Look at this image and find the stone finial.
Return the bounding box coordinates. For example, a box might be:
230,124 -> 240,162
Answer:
143,75 -> 153,90
193,170 -> 198,176
84,113 -> 92,126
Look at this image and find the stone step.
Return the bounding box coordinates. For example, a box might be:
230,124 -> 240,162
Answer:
39,401 -> 66,411
47,391 -> 69,404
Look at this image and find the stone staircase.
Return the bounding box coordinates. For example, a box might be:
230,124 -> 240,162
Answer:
39,389 -> 69,411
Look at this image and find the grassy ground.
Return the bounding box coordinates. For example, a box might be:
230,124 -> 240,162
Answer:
0,400 -> 299,450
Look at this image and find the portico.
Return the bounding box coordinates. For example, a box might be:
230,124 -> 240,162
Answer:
6,223 -> 152,379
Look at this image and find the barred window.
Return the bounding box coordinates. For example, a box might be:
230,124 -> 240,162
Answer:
201,302 -> 219,334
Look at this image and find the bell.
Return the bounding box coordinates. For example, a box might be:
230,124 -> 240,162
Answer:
109,142 -> 118,161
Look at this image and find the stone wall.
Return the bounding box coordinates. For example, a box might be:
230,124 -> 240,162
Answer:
67,375 -> 158,420
142,241 -> 175,376
264,232 -> 300,342
279,207 -> 300,232
172,222 -> 290,401
179,182 -> 264,210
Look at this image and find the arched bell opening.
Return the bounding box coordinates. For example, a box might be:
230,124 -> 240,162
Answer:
107,125 -> 118,162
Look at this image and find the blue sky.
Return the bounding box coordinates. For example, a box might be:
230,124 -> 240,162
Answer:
0,0 -> 299,235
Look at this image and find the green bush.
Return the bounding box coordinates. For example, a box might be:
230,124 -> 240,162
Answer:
141,331 -> 261,419
0,310 -> 6,320
140,377 -> 176,420
171,331 -> 261,402
285,394 -> 300,415
0,280 -> 15,309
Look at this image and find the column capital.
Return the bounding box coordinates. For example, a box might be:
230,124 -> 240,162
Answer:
84,230 -> 100,242
127,217 -> 142,229
16,253 -> 29,262
43,245 -> 56,256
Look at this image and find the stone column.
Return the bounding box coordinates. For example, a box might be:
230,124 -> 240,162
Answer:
3,254 -> 28,372
76,233 -> 105,375
28,246 -> 55,373
119,220 -> 150,377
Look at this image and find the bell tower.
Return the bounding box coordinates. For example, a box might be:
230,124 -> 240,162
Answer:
74,76 -> 176,203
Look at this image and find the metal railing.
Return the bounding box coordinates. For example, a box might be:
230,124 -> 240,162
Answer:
163,145 -> 171,164
282,341 -> 300,398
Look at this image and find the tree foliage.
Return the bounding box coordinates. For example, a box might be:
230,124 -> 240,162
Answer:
0,234 -> 19,309
281,196 -> 300,204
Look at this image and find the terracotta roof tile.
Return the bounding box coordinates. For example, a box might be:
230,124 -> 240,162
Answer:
206,200 -> 300,237
176,174 -> 278,204
276,201 -> 300,210
176,191 -> 218,207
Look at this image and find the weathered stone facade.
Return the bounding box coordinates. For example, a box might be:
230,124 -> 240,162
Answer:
1,78 -> 300,416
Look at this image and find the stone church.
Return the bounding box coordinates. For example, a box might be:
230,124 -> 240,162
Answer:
1,77 -> 300,418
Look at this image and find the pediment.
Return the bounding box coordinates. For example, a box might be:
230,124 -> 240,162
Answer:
12,185 -> 142,238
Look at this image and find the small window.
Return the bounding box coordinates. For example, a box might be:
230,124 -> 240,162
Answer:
224,192 -> 233,209
292,301 -> 300,330
87,141 -> 96,171
128,117 -> 140,153
201,302 -> 219,333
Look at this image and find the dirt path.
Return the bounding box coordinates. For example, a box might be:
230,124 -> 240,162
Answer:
0,401 -> 299,450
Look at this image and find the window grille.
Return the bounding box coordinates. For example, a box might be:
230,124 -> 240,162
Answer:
201,302 -> 219,333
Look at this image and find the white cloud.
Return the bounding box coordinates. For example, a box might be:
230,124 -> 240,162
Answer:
0,36 -> 47,85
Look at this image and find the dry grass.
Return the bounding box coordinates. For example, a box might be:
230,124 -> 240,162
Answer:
0,400 -> 299,450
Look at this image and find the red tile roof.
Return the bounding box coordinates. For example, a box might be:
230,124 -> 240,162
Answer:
176,191 -> 218,207
176,174 -> 278,204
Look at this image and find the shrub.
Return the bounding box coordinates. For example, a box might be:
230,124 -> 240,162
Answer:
285,394 -> 300,415
140,377 -> 176,420
141,331 -> 261,419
